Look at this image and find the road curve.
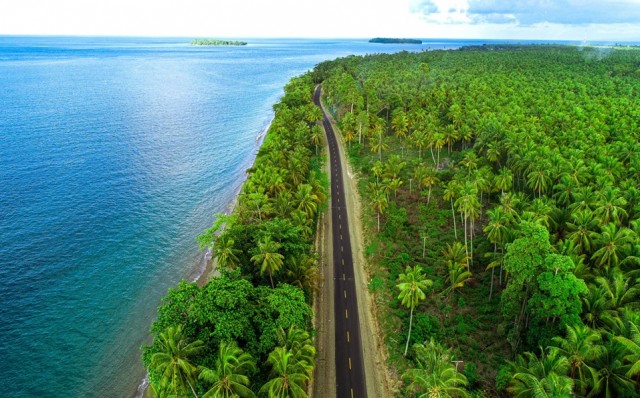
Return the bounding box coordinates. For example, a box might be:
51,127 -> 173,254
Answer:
314,85 -> 368,398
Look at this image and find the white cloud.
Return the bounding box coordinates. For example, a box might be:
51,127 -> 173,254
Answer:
0,0 -> 638,40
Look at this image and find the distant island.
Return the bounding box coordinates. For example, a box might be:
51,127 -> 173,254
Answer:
191,39 -> 248,46
369,37 -> 422,44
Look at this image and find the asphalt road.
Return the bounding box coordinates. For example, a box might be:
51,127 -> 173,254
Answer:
314,86 -> 367,398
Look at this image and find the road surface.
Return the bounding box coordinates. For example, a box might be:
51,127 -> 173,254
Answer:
314,85 -> 367,398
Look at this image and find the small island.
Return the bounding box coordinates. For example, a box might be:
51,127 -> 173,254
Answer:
369,37 -> 422,44
191,39 -> 248,46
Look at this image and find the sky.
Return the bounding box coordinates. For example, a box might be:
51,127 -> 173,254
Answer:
1,0 -> 640,41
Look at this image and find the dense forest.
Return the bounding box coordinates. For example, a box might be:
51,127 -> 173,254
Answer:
142,74 -> 326,397
315,45 -> 640,397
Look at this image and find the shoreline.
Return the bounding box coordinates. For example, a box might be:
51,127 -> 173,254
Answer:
135,114 -> 274,398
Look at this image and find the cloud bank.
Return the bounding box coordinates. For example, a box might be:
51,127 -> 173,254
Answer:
412,0 -> 640,25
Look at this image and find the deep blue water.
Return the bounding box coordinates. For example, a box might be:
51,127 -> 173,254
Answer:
0,36 -> 588,397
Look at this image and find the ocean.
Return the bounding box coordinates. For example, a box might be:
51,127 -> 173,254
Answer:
0,36 -> 579,397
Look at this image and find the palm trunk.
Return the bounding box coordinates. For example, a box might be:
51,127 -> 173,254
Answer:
470,219 -> 474,266
463,215 -> 469,268
489,243 -> 496,300
269,272 -> 274,289
451,199 -> 458,240
404,307 -> 414,356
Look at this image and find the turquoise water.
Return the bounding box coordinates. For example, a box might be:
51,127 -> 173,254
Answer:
0,36 -> 578,397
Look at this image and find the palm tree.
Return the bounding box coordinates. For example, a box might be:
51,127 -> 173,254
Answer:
442,241 -> 469,270
420,166 -> 439,205
309,125 -> 323,155
443,180 -> 460,240
595,268 -> 640,315
594,186 -> 628,226
276,325 -> 316,367
566,209 -> 597,256
527,166 -> 552,198
614,321 -> 640,378
150,325 -> 204,398
591,223 -> 635,269
507,347 -> 573,398
551,324 -> 603,395
199,341 -> 256,398
285,254 -> 319,295
444,261 -> 472,299
402,338 -> 469,398
484,206 -> 512,298
260,347 -> 310,398
371,186 -> 389,232
251,236 -> 285,288
397,265 -> 433,356
213,234 -> 241,272
391,109 -> 409,139
455,181 -> 480,265
295,184 -> 320,219
494,167 -> 513,196
587,340 -> 636,398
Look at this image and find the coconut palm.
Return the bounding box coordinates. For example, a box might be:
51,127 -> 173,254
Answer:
507,347 -> 573,398
444,261 -> 472,299
295,184 -> 320,219
442,241 -> 470,270
420,166 -> 439,205
150,325 -> 204,398
371,186 -> 389,232
591,223 -> 635,269
285,254 -> 319,295
403,338 -> 469,398
276,325 -> 316,367
213,234 -> 241,272
199,341 -> 256,398
551,324 -> 603,395
251,236 -> 285,288
566,209 -> 598,256
594,186 -> 628,226
260,347 -> 310,398
614,321 -> 640,378
484,205 -> 513,297
309,125 -> 323,155
587,340 -> 636,398
455,181 -> 480,265
397,265 -> 433,356
443,180 -> 460,240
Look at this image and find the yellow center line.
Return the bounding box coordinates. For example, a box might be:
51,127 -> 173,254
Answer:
344,290 -> 347,299
341,259 -> 344,265
351,388 -> 354,398
345,309 -> 348,319
341,245 -> 344,253
343,273 -> 346,280
349,357 -> 352,370
347,330 -> 350,342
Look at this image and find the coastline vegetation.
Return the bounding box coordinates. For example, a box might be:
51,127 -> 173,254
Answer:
315,45 -> 640,397
142,74 -> 325,397
191,39 -> 248,46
